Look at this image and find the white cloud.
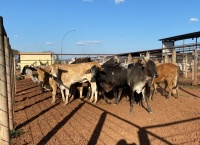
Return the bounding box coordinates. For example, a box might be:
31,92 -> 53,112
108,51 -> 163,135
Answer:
83,0 -> 93,2
75,41 -> 102,46
14,35 -> 19,38
189,18 -> 198,22
46,42 -> 54,45
115,0 -> 125,5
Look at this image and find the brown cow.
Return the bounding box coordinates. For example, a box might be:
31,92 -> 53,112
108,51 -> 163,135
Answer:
149,63 -> 180,100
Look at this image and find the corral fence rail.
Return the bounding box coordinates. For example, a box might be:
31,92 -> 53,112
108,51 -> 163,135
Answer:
0,16 -> 15,145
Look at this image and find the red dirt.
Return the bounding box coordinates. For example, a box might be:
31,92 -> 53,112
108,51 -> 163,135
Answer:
11,78 -> 200,145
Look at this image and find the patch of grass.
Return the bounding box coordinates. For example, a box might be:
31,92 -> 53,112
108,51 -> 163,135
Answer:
10,128 -> 23,138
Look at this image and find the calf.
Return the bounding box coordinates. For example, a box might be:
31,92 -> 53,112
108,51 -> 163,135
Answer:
149,63 -> 181,100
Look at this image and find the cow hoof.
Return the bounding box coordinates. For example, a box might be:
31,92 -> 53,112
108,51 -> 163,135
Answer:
148,110 -> 153,113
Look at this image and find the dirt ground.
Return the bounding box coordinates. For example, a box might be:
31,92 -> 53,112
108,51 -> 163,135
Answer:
11,77 -> 200,145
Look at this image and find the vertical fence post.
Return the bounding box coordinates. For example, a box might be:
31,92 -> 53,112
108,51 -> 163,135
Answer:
0,16 -> 10,145
184,55 -> 188,78
4,36 -> 14,130
51,55 -> 55,64
146,52 -> 150,59
172,49 -> 176,64
192,49 -> 198,85
164,53 -> 169,63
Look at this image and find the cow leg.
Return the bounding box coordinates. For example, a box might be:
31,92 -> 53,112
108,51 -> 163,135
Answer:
60,89 -> 66,102
148,83 -> 156,101
142,89 -> 152,113
79,86 -> 83,99
39,83 -> 44,93
129,89 -> 135,113
163,81 -> 168,96
86,86 -> 91,99
167,81 -> 173,99
113,88 -> 119,104
69,85 -> 76,101
90,82 -> 98,104
64,89 -> 70,105
117,88 -> 123,104
102,90 -> 110,104
51,85 -> 57,104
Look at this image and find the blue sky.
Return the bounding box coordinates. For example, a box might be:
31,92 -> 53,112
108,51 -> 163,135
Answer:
1,0 -> 199,55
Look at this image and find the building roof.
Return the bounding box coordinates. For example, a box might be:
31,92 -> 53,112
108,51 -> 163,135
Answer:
159,31 -> 200,41
117,48 -> 162,57
19,52 -> 52,55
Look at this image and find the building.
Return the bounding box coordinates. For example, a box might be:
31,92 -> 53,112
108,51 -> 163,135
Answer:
19,52 -> 54,72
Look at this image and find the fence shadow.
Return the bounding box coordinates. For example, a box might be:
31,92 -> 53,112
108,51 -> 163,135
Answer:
179,87 -> 200,98
37,102 -> 85,145
16,102 -> 60,130
15,96 -> 52,112
83,100 -> 200,145
87,112 -> 107,145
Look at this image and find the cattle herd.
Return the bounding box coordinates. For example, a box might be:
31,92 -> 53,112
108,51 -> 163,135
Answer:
21,55 -> 181,113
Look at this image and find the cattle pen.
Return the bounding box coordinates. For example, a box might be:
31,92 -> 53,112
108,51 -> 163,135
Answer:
0,14 -> 200,144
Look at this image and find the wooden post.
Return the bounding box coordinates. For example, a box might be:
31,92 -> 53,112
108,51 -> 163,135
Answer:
184,55 -> 188,78
0,16 -> 10,145
164,54 -> 169,63
51,55 -> 55,64
127,53 -> 132,63
172,49 -> 176,64
193,49 -> 198,85
192,52 -> 194,82
146,52 -> 150,59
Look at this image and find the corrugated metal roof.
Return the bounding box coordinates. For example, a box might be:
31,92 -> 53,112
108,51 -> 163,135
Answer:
159,31 -> 200,41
